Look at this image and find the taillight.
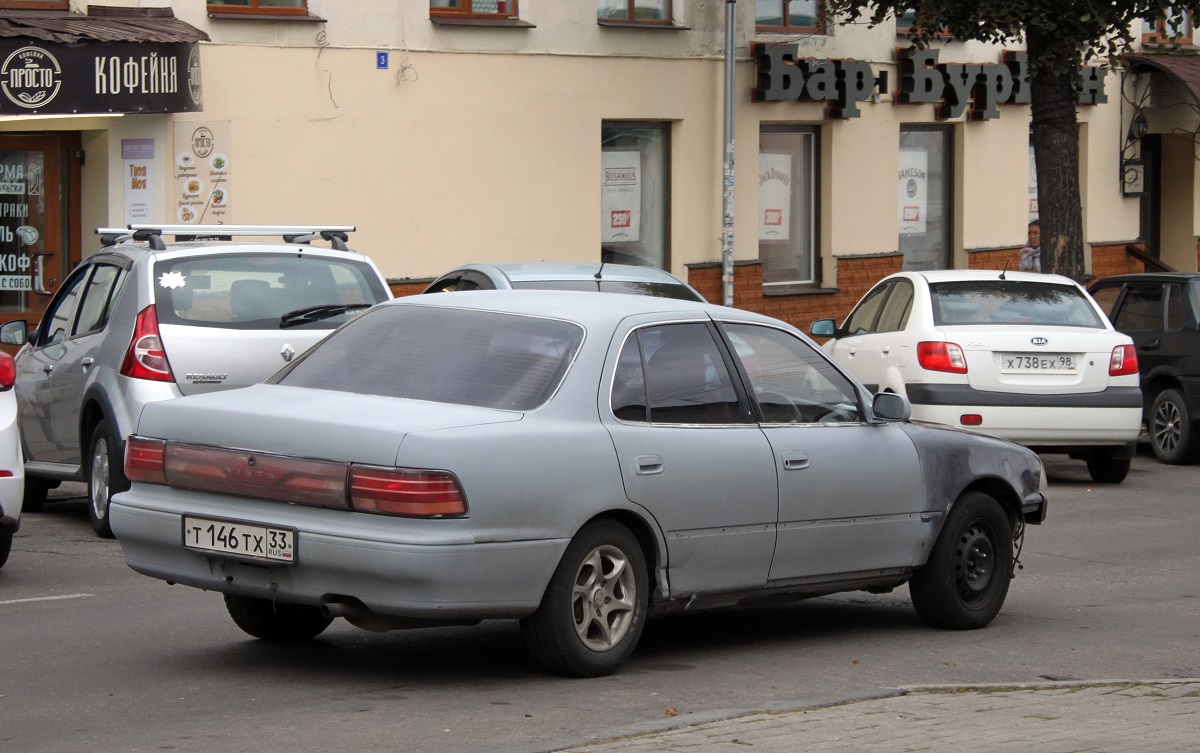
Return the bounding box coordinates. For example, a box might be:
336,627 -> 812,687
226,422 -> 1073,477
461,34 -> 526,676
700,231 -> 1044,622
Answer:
1109,345 -> 1138,376
125,436 -> 167,485
917,341 -> 968,374
120,305 -> 174,382
350,467 -> 467,518
0,351 -> 14,390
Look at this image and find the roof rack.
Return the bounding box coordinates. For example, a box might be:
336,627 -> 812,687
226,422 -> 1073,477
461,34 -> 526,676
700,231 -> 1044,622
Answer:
95,224 -> 357,252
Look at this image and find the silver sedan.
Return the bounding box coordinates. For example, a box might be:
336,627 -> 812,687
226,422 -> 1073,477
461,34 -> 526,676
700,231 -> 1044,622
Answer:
111,290 -> 1048,677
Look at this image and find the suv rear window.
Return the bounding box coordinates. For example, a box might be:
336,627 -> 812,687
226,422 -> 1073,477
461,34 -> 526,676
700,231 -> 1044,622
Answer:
930,280 -> 1105,328
272,305 -> 584,411
153,253 -> 389,330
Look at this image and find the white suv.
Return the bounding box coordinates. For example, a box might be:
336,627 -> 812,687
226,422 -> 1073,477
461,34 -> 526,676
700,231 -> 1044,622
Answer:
812,270 -> 1142,483
0,225 -> 392,537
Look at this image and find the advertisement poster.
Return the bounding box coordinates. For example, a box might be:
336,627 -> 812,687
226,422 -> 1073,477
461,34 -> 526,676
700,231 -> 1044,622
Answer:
898,147 -> 928,235
758,151 -> 793,241
0,151 -> 41,301
602,150 -> 640,243
173,121 -> 231,224
122,138 -> 156,225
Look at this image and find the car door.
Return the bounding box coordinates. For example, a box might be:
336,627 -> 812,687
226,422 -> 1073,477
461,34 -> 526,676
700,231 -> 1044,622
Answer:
720,322 -> 928,580
15,262 -> 113,465
604,320 -> 779,596
1107,282 -> 1171,377
825,278 -> 912,392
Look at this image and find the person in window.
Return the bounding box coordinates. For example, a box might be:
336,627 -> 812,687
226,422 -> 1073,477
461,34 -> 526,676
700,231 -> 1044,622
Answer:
1018,220 -> 1041,272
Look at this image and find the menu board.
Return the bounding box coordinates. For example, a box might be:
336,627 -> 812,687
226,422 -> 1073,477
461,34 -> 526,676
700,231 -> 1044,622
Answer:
173,121 -> 231,224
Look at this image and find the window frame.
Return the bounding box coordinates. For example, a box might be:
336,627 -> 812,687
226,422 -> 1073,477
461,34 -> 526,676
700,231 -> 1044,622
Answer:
597,0 -> 674,25
758,124 -> 819,289
1144,10 -> 1194,45
755,0 -> 826,34
601,120 -> 672,271
430,0 -> 520,21
206,0 -> 309,17
898,124 -> 954,271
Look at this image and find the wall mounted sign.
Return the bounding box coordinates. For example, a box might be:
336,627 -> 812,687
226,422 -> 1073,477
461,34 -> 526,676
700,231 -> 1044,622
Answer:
752,43 -> 1107,120
173,121 -> 231,224
0,40 -> 202,115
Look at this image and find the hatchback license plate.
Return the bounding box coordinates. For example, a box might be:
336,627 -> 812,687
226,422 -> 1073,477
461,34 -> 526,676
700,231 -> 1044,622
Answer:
999,353 -> 1077,373
182,516 -> 296,563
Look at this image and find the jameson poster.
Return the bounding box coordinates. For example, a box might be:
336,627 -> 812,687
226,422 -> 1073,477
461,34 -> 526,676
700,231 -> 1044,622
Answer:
758,151 -> 793,242
898,147 -> 928,236
602,150 -> 640,243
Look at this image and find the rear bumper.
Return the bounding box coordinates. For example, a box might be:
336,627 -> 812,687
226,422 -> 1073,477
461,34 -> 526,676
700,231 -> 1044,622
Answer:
907,384 -> 1142,445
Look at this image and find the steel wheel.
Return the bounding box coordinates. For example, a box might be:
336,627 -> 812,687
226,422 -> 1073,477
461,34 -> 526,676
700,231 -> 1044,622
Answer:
570,543 -> 637,652
953,523 -> 995,604
910,491 -> 1013,630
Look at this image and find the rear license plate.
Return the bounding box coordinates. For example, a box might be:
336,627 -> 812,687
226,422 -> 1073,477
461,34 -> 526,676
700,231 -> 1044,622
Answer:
182,516 -> 296,564
999,353 -> 1077,374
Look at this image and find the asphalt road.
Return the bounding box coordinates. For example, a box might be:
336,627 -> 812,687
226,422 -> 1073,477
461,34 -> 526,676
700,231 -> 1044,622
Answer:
1,450 -> 1196,753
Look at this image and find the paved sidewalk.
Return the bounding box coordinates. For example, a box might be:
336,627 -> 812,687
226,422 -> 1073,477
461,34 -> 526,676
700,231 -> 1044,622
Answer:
548,680 -> 1200,753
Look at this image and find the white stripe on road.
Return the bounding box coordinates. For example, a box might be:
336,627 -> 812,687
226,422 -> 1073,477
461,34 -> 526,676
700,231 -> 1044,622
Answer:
0,593 -> 94,605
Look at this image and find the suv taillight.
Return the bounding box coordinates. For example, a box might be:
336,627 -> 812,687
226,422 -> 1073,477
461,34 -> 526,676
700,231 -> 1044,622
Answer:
0,351 -> 14,390
917,341 -> 968,374
120,305 -> 174,382
1109,345 -> 1139,376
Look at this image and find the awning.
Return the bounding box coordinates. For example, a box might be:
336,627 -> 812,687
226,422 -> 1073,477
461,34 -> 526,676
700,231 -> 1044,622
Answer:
1125,53 -> 1200,106
0,8 -> 207,115
0,7 -> 208,45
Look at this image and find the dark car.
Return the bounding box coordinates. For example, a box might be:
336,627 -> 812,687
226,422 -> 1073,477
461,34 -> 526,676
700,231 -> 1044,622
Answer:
1089,272 -> 1200,464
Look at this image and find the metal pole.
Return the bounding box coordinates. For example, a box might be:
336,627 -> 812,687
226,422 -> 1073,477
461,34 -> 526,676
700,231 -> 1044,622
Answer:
721,0 -> 736,307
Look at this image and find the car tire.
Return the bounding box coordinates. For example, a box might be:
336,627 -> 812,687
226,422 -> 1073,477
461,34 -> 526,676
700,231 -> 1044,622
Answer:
910,491 -> 1013,630
520,520 -> 649,677
1149,389 -> 1199,465
224,594 -> 334,642
0,531 -> 11,569
1085,448 -> 1132,484
87,420 -> 129,539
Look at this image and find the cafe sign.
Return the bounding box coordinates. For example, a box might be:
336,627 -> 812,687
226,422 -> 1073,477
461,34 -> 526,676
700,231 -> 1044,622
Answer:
753,43 -> 1106,120
0,39 -> 202,115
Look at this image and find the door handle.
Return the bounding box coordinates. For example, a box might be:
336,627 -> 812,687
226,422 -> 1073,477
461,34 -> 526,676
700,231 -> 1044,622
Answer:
81,357 -> 95,372
847,347 -> 857,357
881,346 -> 891,355
42,363 -> 53,374
782,451 -> 810,471
634,455 -> 664,476
1141,339 -> 1160,351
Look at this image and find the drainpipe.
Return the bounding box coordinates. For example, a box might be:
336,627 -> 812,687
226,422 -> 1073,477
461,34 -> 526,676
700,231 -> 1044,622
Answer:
721,0 -> 737,307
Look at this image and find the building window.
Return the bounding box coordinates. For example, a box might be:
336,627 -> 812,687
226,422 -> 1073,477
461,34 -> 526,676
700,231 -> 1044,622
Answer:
431,0 -> 519,19
1144,10 -> 1193,44
601,122 -> 670,270
756,0 -> 824,32
598,0 -> 672,23
759,126 -> 817,287
898,126 -> 952,271
207,0 -> 308,15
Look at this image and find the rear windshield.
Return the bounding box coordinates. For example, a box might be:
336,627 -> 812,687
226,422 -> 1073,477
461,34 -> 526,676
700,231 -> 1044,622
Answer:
153,253 -> 389,330
271,305 -> 584,411
930,280 -> 1105,328
510,279 -> 705,302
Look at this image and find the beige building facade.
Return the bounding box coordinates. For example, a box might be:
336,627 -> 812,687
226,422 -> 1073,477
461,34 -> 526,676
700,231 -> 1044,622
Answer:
0,0 -> 1196,334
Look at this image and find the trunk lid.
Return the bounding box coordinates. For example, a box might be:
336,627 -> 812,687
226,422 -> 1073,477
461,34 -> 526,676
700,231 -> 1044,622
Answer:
940,325 -> 1126,394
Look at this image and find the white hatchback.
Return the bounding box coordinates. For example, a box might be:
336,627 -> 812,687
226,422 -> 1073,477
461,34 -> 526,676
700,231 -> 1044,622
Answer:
812,270 -> 1142,483
0,349 -> 24,569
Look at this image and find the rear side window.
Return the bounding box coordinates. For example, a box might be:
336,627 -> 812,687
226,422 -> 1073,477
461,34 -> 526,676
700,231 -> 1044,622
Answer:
153,253 -> 389,330
273,305 -> 583,411
930,281 -> 1105,328
1111,285 -> 1164,332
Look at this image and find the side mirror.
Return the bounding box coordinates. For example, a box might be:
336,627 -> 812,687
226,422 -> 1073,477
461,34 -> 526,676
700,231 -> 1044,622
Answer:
872,392 -> 911,422
810,318 -> 838,338
0,320 -> 28,346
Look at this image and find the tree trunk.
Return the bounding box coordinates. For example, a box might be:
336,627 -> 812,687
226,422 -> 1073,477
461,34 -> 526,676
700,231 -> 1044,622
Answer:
1027,30 -> 1086,282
